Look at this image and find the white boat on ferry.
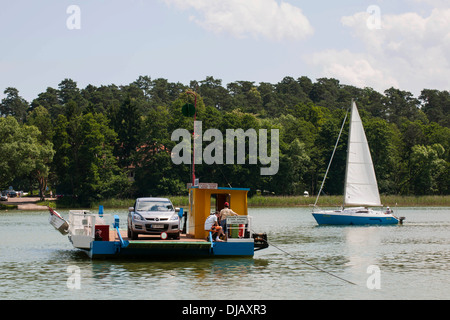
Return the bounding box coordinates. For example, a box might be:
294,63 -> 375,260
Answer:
312,100 -> 404,226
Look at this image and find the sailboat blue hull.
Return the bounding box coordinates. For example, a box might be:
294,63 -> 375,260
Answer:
312,212 -> 399,226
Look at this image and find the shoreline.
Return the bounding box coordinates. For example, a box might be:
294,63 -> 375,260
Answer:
51,195 -> 450,210
245,195 -> 450,208
2,195 -> 449,211
0,197 -> 50,211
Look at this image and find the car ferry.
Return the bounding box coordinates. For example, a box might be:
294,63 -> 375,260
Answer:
49,183 -> 268,259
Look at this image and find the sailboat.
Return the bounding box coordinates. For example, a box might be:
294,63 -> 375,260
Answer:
312,100 -> 403,225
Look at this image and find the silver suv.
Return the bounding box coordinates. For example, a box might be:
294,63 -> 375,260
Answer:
127,197 -> 180,240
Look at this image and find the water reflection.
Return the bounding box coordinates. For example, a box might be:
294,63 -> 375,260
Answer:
343,227 -> 382,283
84,257 -> 257,281
53,257 -> 260,299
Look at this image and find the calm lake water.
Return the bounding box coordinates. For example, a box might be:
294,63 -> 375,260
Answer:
0,207 -> 449,300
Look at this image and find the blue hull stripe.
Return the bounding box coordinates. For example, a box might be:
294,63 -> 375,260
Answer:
88,240 -> 254,258
312,213 -> 399,225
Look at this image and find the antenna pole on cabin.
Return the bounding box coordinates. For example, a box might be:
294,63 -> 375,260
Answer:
186,90 -> 198,185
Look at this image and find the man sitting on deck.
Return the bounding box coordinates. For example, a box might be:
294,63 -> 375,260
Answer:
204,211 -> 225,241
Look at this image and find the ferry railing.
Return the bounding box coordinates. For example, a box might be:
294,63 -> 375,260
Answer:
113,215 -> 129,248
226,216 -> 253,239
68,211 -> 113,238
68,210 -> 96,238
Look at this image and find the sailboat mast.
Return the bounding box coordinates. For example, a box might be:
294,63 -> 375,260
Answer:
342,100 -> 354,209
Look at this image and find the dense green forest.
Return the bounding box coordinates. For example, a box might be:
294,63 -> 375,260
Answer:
1,76 -> 449,205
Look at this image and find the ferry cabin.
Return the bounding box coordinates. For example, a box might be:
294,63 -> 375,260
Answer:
187,183 -> 249,239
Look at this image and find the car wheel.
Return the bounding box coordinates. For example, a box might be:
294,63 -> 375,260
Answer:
171,232 -> 180,240
129,227 -> 138,240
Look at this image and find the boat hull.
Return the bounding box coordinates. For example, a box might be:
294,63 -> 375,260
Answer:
85,238 -> 255,259
312,210 -> 399,226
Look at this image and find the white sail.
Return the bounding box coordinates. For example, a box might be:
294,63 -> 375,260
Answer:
343,101 -> 382,207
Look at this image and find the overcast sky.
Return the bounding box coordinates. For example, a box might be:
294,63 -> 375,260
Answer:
1,0 -> 449,102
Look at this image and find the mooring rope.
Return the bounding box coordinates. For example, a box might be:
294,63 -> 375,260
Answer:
257,234 -> 357,286
182,218 -> 358,286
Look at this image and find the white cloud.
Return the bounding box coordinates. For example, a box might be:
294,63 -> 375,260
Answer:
411,0 -> 449,8
309,8 -> 450,95
163,0 -> 314,41
310,49 -> 399,90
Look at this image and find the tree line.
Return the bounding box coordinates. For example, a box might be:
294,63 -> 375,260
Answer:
0,76 -> 448,205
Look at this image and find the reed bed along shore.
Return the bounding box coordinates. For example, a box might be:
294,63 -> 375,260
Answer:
86,195 -> 450,210
246,195 -> 450,208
